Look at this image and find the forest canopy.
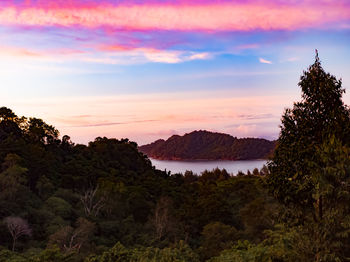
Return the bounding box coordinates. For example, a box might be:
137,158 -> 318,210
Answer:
0,106 -> 274,262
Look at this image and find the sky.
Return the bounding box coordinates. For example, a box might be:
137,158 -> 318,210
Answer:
1,0 -> 350,145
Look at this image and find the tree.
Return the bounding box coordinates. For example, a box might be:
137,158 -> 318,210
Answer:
150,196 -> 173,240
0,154 -> 28,200
27,117 -> 59,144
267,52 -> 350,260
45,196 -> 72,219
0,107 -> 24,140
48,217 -> 95,253
268,51 -> 350,211
199,222 -> 238,260
4,216 -> 32,251
85,241 -> 200,262
0,154 -> 29,217
80,186 -> 105,217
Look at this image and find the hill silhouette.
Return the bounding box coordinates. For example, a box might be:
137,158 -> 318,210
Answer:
139,130 -> 275,160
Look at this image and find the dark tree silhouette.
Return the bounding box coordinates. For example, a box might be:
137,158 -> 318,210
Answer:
267,51 -> 350,261
268,50 -> 350,212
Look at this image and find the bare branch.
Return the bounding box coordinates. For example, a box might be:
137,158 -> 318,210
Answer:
4,216 -> 31,251
80,186 -> 105,217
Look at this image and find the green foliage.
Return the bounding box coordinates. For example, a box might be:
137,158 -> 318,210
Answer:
29,246 -> 75,262
45,197 -> 72,219
0,154 -> 28,203
198,222 -> 238,260
0,246 -> 75,262
85,241 -> 199,262
0,249 -> 27,262
208,240 -> 272,262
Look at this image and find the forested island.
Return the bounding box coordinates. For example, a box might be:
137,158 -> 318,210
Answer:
1,55 -> 350,261
139,130 -> 275,160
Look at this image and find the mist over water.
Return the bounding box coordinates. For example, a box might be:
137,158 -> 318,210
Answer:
150,158 -> 267,175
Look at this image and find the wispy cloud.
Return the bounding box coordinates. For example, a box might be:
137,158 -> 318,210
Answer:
143,49 -> 182,64
259,58 -> 272,64
188,53 -> 210,60
285,57 -> 300,62
237,113 -> 275,120
0,43 -> 211,65
95,49 -> 212,64
67,119 -> 158,128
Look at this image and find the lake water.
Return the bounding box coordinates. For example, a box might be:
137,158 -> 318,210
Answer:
150,158 -> 267,175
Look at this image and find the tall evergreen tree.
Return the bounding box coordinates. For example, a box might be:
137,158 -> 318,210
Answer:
267,51 -> 350,260
268,51 -> 350,212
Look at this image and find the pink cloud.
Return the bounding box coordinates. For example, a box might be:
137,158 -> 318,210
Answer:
0,2 -> 349,31
259,58 -> 272,64
99,44 -> 134,52
0,42 -> 211,64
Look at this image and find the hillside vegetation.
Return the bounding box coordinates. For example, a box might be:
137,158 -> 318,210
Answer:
0,106 -> 273,262
139,130 -> 275,160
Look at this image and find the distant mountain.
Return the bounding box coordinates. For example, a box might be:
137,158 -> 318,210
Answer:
139,130 -> 276,160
